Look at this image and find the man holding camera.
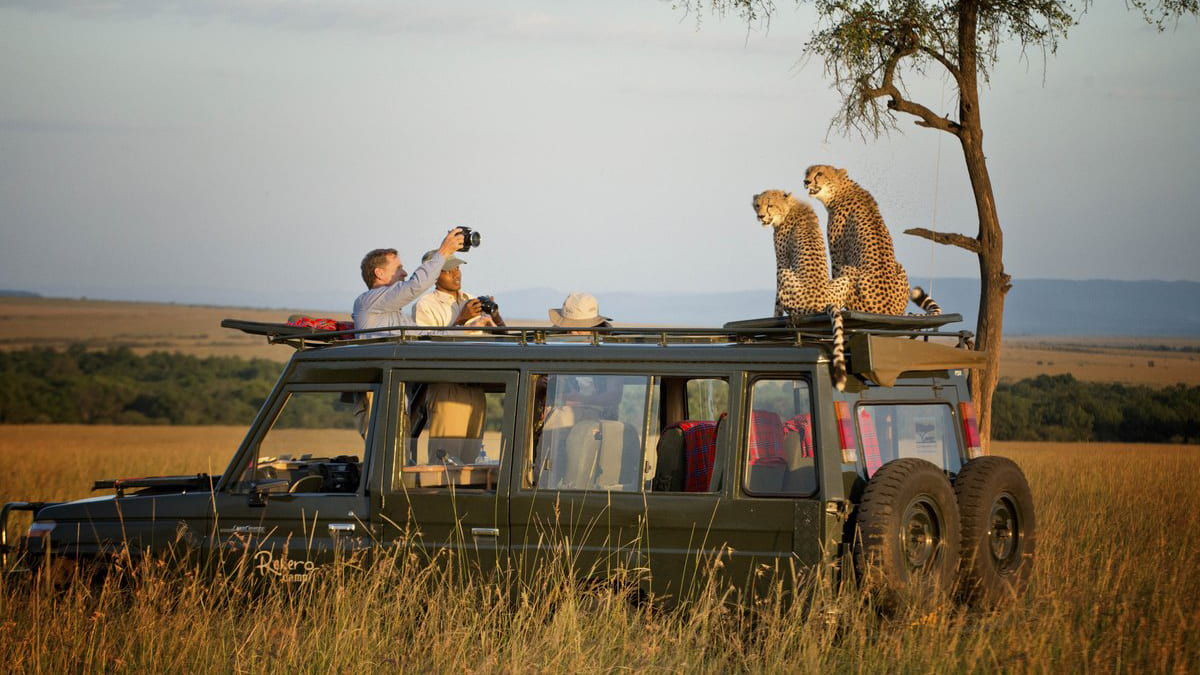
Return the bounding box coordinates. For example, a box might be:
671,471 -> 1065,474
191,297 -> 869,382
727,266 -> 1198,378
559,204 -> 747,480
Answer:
352,228 -> 466,335
411,250 -> 505,334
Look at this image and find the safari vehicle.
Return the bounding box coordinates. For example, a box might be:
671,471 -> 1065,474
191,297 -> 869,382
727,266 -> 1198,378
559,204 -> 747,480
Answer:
3,312 -> 1035,604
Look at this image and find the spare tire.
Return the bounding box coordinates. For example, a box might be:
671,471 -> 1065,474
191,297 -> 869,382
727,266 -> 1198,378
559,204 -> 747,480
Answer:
954,456 -> 1036,604
854,458 -> 961,595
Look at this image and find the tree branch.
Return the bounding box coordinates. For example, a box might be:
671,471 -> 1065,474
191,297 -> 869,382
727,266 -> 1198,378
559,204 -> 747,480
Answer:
859,43 -> 962,135
904,227 -> 981,253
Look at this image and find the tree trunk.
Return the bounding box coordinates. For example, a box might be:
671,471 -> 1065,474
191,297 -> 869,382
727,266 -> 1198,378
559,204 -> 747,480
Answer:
956,0 -> 1010,452
960,132 -> 1009,452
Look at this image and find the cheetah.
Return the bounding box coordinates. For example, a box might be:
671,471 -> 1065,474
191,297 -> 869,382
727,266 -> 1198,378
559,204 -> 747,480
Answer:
753,189 -> 852,389
803,164 -> 941,316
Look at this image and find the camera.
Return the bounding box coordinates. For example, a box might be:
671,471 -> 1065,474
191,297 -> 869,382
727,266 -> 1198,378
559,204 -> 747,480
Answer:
477,295 -> 498,315
458,227 -> 482,252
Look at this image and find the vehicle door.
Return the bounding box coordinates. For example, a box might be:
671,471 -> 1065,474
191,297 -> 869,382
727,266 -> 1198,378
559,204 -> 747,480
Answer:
374,369 -> 517,577
207,384 -> 377,582
637,374 -> 821,602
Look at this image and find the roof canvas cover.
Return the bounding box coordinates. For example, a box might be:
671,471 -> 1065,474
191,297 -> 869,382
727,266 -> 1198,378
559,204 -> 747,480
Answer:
849,333 -> 987,386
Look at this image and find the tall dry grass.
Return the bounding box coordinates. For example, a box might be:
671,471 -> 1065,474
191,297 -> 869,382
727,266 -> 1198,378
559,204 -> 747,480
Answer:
0,429 -> 1197,672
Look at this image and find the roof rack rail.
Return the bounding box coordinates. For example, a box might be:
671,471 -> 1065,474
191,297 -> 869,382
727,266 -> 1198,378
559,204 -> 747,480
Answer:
222,311 -> 973,351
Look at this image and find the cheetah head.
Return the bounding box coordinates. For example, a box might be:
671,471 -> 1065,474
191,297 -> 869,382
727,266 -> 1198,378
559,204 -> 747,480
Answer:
803,165 -> 848,205
752,190 -> 795,228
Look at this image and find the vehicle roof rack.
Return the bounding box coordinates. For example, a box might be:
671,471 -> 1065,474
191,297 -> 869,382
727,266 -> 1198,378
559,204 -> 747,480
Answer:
222,311 -> 973,351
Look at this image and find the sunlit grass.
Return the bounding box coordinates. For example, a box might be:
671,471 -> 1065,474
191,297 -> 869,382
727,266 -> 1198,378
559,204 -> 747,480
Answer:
1,429 -> 1198,672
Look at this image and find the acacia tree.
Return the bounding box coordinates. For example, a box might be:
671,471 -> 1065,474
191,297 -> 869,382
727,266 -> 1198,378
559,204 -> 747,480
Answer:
682,0 -> 1196,447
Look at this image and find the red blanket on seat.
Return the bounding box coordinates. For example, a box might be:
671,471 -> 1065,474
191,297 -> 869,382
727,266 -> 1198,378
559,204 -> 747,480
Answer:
667,420 -> 718,493
748,410 -> 788,467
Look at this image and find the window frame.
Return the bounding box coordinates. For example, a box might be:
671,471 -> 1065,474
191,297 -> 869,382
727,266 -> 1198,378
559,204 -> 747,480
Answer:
852,399 -> 965,478
741,375 -> 820,498
383,368 -> 518,494
227,382 -> 379,497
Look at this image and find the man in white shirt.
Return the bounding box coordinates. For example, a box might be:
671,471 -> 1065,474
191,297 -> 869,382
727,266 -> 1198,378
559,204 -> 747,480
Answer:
411,250 -> 505,334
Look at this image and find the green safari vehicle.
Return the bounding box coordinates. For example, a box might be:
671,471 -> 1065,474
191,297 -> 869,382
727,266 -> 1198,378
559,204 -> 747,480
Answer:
3,312 -> 1035,603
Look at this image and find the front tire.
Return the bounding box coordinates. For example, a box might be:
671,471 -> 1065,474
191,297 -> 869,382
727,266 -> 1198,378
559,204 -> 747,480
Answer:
954,456 -> 1036,605
854,458 -> 961,596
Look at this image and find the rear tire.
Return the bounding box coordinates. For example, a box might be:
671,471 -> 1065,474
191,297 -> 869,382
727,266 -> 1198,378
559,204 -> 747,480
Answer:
954,456 -> 1036,605
854,458 -> 961,598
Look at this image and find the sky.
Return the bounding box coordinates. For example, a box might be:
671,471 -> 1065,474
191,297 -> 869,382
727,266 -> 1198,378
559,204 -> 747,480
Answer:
1,1 -> 1198,312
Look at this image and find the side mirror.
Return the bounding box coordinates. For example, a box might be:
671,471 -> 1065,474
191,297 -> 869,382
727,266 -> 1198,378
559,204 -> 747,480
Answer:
248,483 -> 269,507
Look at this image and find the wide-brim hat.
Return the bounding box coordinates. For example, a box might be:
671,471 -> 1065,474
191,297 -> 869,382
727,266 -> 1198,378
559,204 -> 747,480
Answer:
549,292 -> 611,328
422,249 -> 466,270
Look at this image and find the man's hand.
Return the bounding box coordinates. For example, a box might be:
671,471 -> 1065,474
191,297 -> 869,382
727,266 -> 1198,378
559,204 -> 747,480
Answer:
455,298 -> 483,325
438,228 -> 466,258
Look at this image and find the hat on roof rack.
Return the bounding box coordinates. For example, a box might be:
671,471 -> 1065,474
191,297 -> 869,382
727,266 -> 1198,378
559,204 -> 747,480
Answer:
549,292 -> 611,328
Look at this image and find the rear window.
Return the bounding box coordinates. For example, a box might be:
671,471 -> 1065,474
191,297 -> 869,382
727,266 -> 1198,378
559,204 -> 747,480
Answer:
856,403 -> 961,477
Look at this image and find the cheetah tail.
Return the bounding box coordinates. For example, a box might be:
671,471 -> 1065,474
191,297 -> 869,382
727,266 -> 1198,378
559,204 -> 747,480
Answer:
827,306 -> 847,392
910,286 -> 943,315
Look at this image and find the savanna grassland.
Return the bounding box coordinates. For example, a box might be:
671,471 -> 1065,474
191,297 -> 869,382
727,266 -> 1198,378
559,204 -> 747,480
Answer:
4,297 -> 1200,386
1,426 -> 1197,673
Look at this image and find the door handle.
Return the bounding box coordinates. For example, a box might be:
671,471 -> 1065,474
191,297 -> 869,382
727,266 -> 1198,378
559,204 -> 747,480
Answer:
470,527 -> 500,538
328,523 -> 356,534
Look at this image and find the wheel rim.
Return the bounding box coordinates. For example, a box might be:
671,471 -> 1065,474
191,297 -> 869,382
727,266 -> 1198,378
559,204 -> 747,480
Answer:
900,496 -> 943,571
988,493 -> 1021,569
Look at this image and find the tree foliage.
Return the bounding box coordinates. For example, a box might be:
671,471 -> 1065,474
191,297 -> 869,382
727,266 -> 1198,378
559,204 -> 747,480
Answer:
0,346 -> 281,426
993,374 -> 1200,443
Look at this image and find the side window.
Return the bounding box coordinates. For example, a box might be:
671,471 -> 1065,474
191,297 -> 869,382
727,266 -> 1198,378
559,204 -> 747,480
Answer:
530,374 -> 656,492
235,389 -> 371,495
398,379 -> 508,491
856,403 -> 960,477
651,377 -> 730,493
744,379 -> 817,496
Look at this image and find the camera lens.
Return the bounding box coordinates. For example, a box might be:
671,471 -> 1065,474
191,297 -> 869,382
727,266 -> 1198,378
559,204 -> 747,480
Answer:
458,227 -> 482,252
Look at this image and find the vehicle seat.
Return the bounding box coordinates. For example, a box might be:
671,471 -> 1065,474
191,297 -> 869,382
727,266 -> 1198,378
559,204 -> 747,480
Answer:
708,414 -> 729,492
654,420 -> 719,492
745,410 -> 787,494
782,413 -> 816,493
653,426 -> 687,492
552,420 -> 640,491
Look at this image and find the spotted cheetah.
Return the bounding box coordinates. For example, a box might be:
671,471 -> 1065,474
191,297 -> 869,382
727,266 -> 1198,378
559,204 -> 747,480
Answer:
803,164 -> 941,316
753,189 -> 852,389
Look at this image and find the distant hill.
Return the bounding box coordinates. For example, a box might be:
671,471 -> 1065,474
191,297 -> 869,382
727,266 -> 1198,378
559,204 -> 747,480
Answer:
0,289 -> 40,298
9,280 -> 1198,336
498,279 -> 1200,336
